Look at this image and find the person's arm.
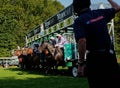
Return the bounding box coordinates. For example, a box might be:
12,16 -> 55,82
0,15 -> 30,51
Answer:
77,38 -> 86,76
78,38 -> 86,65
108,0 -> 120,12
58,37 -> 65,45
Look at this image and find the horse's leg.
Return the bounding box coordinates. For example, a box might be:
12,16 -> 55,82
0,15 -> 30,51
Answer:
24,55 -> 29,70
26,55 -> 32,70
44,64 -> 49,75
35,55 -> 41,70
52,61 -> 59,75
18,57 -> 25,70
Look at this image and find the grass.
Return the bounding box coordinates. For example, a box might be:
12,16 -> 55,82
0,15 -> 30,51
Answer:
0,66 -> 89,88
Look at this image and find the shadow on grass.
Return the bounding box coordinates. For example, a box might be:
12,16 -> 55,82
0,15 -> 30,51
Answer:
5,66 -> 72,77
6,67 -> 46,75
0,76 -> 89,88
0,67 -> 89,88
7,67 -> 23,71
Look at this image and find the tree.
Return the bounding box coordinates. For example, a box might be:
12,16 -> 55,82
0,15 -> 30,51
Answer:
114,12 -> 120,57
0,0 -> 64,56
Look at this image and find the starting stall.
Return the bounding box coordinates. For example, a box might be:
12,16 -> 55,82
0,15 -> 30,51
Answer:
26,3 -> 114,77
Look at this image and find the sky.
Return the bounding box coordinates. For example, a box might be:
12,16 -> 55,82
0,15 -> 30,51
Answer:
58,0 -> 120,7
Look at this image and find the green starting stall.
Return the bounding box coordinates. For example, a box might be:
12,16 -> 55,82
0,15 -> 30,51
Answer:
26,3 -> 115,77
26,4 -> 79,77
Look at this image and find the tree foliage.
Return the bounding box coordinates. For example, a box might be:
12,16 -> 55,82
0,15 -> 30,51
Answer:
0,0 -> 64,56
114,12 -> 120,56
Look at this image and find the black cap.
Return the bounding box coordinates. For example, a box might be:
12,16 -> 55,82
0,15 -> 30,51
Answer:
34,44 -> 39,47
73,0 -> 91,14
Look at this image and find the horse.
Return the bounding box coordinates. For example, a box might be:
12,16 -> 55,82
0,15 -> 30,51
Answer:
15,49 -> 28,69
38,42 -> 65,74
15,47 -> 41,70
26,47 -> 41,70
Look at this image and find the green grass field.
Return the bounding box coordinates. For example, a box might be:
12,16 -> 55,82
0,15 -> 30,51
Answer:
0,67 -> 89,88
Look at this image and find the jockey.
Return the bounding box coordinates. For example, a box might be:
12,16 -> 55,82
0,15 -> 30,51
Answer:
55,34 -> 69,48
33,43 -> 39,54
49,36 -> 56,47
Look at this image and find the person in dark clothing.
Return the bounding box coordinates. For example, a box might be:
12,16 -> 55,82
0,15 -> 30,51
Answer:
73,0 -> 120,88
49,36 -> 56,47
33,43 -> 39,54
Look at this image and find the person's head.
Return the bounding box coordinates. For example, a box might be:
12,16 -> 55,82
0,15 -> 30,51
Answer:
73,0 -> 91,15
34,44 -> 39,48
56,34 -> 62,39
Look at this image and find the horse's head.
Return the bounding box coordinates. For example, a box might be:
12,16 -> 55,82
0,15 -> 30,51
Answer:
15,49 -> 24,63
22,48 -> 28,55
54,47 -> 63,61
26,48 -> 33,56
39,42 -> 55,56
15,49 -> 22,56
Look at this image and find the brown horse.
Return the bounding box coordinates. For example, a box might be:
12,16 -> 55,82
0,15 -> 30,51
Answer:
26,47 -> 41,70
15,47 -> 41,70
38,42 -> 65,73
15,49 -> 28,69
